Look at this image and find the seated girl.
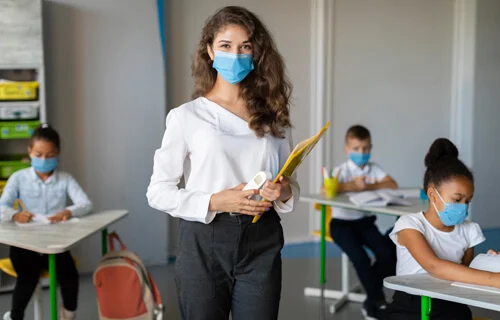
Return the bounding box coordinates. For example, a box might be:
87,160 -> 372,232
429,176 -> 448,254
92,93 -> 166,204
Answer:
387,138 -> 499,320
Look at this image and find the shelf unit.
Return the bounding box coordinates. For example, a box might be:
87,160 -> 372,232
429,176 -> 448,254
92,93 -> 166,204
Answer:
0,0 -> 46,291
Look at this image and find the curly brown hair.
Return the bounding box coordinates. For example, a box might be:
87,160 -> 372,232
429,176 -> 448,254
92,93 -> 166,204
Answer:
192,6 -> 292,138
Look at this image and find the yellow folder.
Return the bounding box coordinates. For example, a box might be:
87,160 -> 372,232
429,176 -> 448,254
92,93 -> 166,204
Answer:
252,121 -> 331,223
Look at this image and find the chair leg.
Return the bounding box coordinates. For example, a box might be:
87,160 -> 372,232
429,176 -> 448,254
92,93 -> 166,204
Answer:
34,282 -> 43,320
341,253 -> 349,293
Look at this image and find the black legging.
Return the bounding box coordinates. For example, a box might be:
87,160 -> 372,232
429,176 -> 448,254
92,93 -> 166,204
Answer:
9,247 -> 79,320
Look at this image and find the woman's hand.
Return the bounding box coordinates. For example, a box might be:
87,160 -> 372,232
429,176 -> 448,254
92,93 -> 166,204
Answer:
48,210 -> 72,223
12,211 -> 34,223
209,184 -> 272,216
260,176 -> 292,202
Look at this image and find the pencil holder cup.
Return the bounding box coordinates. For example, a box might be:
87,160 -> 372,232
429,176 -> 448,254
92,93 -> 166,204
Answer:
324,177 -> 338,199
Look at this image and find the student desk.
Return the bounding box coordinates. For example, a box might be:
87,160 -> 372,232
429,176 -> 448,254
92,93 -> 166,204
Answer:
0,210 -> 128,320
300,191 -> 422,316
384,274 -> 500,320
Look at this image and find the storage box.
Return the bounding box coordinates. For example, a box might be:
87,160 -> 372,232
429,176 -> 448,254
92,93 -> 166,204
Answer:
0,103 -> 39,120
0,155 -> 30,180
0,81 -> 39,101
0,121 -> 40,139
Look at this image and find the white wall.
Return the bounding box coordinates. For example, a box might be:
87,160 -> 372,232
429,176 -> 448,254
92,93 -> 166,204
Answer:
35,0 -> 497,264
329,0 -> 454,231
471,0 -> 500,228
165,0 -> 313,246
166,0 -> 460,244
43,0 -> 167,272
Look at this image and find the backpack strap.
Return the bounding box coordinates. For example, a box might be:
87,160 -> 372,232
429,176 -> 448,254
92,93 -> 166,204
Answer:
103,246 -> 156,298
108,232 -> 127,251
149,273 -> 164,318
149,273 -> 162,305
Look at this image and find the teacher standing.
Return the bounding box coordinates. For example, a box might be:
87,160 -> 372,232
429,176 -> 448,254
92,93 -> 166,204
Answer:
147,6 -> 300,320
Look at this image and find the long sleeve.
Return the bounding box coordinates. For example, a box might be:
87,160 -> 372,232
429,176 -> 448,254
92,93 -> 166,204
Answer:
273,128 -> 300,213
0,174 -> 19,221
65,175 -> 93,217
146,110 -> 215,224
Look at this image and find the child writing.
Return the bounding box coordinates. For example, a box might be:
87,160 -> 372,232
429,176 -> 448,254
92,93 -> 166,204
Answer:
387,138 -> 499,320
325,125 -> 398,320
0,124 -> 92,320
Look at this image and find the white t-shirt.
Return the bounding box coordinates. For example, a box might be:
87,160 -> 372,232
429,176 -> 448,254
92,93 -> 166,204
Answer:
146,97 -> 300,224
332,159 -> 388,220
390,212 -> 485,275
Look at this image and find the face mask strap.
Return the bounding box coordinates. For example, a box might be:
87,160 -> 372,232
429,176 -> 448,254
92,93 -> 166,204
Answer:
431,201 -> 440,214
433,187 -> 446,205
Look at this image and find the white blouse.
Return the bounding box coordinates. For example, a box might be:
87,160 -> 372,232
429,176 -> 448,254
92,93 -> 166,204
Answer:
147,97 -> 300,224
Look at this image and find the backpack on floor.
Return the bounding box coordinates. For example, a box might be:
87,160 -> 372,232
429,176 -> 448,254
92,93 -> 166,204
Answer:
93,232 -> 163,320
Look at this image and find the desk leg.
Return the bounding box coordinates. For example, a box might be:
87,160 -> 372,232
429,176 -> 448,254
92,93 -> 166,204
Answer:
320,204 -> 327,320
421,296 -> 431,320
48,254 -> 57,320
102,228 -> 108,255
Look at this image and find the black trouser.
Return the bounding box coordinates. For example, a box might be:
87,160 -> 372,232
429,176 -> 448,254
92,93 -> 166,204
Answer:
174,210 -> 284,320
387,291 -> 472,320
9,247 -> 79,320
330,215 -> 396,305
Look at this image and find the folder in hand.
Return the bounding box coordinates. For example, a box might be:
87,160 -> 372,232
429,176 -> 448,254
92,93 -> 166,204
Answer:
252,121 -> 331,223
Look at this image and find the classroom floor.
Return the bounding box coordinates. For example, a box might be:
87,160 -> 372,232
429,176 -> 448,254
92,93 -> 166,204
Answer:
0,258 -> 496,319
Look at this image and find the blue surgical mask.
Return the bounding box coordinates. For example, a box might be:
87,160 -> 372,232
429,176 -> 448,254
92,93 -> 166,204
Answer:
432,188 -> 468,226
349,152 -> 371,166
212,51 -> 254,84
31,157 -> 58,173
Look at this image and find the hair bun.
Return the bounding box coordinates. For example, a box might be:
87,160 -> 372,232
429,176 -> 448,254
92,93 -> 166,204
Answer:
424,138 -> 459,168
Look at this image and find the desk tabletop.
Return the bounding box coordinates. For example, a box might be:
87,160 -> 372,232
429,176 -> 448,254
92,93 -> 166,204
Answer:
0,210 -> 128,254
300,189 -> 423,217
384,274 -> 500,312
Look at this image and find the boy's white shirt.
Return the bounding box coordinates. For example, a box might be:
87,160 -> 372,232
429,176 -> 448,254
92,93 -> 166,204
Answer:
332,159 -> 388,220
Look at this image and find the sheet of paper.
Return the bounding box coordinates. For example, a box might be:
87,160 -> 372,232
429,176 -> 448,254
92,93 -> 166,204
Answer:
469,254 -> 500,272
378,189 -> 404,198
398,189 -> 420,198
15,215 -> 80,227
349,191 -> 382,206
15,214 -> 50,227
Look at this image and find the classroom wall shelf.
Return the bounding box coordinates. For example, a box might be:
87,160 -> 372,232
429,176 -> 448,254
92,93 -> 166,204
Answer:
0,102 -> 40,120
0,81 -> 39,101
0,65 -> 46,123
0,155 -> 31,180
0,0 -> 46,292
0,121 -> 41,139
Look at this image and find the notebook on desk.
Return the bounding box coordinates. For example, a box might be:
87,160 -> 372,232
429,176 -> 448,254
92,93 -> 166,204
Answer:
451,254 -> 500,294
348,189 -> 411,207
